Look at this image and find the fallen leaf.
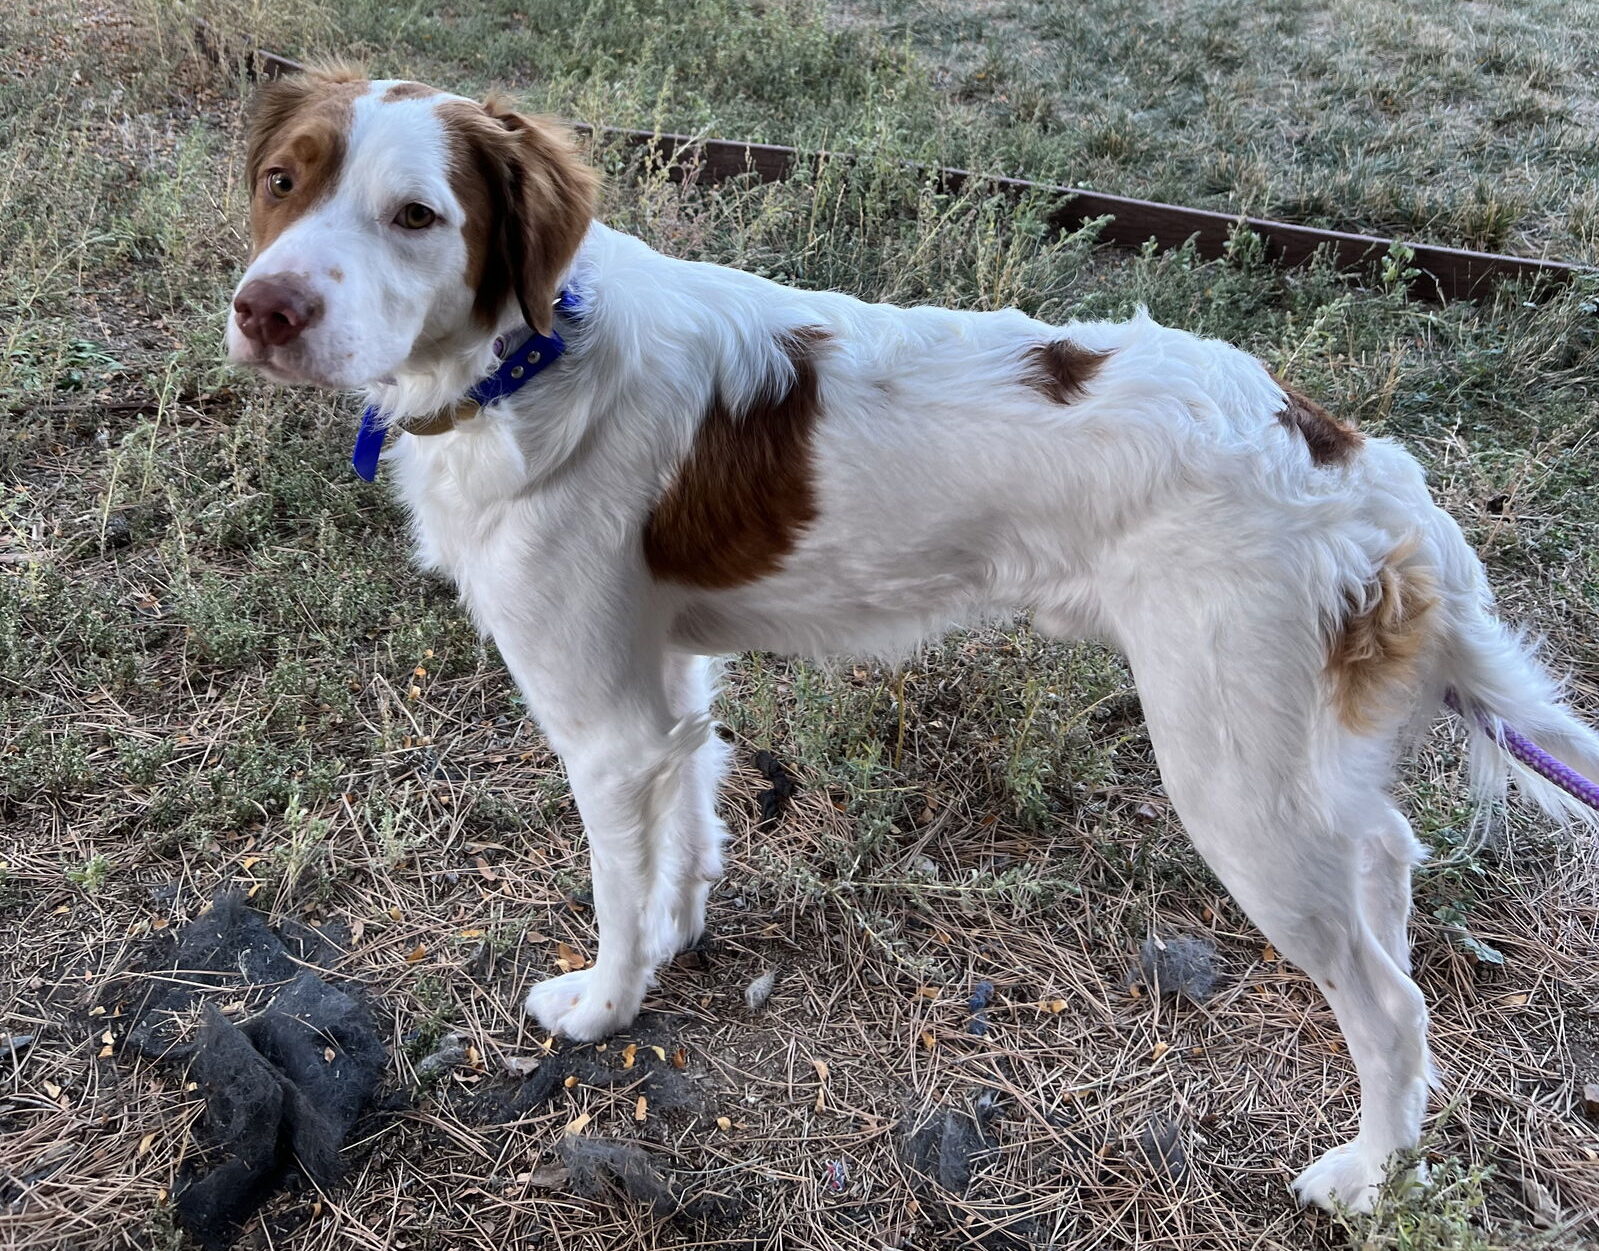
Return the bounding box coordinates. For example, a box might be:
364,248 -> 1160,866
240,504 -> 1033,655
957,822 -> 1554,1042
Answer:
1151,1041 -> 1170,1062
648,1045 -> 667,1063
556,941 -> 588,972
621,1043 -> 638,1070
1262,943 -> 1279,963
634,1095 -> 648,1123
564,1112 -> 591,1134
43,1081 -> 61,1099
671,1047 -> 687,1069
504,1056 -> 541,1078
716,1116 -> 732,1131
324,1047 -> 335,1063
138,1131 -> 156,1156
920,1031 -> 936,1050
813,1059 -> 830,1112
388,906 -> 403,922
563,1075 -> 579,1089
406,944 -> 427,964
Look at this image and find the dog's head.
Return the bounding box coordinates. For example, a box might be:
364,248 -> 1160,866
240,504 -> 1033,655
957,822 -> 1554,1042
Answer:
226,68 -> 598,389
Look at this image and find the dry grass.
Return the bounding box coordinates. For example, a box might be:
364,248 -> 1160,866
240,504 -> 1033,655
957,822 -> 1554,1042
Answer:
3,2 -> 1599,1250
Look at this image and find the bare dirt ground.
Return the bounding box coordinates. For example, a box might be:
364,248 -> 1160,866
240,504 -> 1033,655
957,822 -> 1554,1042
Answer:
3,3 -> 1599,1249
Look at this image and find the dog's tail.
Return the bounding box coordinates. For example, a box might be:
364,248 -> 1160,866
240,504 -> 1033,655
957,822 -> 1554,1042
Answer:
1425,511 -> 1599,826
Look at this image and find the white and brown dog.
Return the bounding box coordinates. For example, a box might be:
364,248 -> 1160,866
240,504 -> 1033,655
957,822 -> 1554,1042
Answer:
226,67 -> 1599,1212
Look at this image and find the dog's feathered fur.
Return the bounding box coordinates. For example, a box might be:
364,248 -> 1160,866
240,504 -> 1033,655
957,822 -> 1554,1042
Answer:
226,69 -> 1599,1214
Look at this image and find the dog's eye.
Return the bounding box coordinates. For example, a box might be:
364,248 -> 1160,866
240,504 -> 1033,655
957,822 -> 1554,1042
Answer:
265,170 -> 294,199
395,203 -> 437,230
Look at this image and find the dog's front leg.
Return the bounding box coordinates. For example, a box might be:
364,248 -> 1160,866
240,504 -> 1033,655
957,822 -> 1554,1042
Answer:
522,708 -> 710,1040
488,606 -> 702,1041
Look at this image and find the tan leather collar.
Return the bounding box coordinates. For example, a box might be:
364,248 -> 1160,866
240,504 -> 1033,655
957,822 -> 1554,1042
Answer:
399,397 -> 481,438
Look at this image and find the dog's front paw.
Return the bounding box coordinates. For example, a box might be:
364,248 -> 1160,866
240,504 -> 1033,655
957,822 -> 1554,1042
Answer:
1293,1141 -> 1423,1213
523,969 -> 643,1041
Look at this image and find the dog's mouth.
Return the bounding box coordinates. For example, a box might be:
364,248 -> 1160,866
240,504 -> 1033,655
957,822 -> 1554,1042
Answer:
226,333 -> 358,391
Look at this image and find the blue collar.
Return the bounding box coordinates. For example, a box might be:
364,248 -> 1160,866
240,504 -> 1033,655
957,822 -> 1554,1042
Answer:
350,289 -> 581,482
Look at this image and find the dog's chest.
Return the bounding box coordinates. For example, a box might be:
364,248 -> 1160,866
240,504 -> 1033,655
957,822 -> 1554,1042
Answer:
389,428 -> 535,587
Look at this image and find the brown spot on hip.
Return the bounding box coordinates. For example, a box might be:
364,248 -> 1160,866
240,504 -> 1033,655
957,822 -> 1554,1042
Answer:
382,81 -> 438,102
644,327 -> 830,589
1273,376 -> 1363,466
328,266 -> 344,283
1327,541 -> 1437,733
245,65 -> 366,255
1023,338 -> 1109,403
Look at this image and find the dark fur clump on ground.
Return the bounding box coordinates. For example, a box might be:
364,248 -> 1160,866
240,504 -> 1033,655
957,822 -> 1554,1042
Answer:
555,1138 -> 741,1221
751,749 -> 798,828
1134,934 -> 1221,1001
120,895 -> 386,1250
901,1095 -> 1001,1194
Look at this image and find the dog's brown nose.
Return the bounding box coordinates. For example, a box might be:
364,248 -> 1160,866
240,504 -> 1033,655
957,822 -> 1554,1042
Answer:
233,277 -> 322,347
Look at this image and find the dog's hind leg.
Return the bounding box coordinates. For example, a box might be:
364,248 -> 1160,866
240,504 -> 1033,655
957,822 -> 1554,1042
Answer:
1107,564 -> 1432,1213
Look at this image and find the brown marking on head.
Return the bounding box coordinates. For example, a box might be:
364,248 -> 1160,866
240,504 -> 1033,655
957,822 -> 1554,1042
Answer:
1274,377 -> 1363,466
644,328 -> 830,589
1327,542 -> 1437,733
244,65 -> 366,256
438,97 -> 599,333
328,266 -> 344,283
382,80 -> 438,102
1023,339 -> 1109,403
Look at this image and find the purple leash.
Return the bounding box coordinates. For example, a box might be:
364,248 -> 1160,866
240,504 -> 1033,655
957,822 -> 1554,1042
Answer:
1445,689 -> 1599,814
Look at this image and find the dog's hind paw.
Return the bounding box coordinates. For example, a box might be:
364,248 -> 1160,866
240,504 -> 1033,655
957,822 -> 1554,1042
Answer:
523,969 -> 642,1041
1292,1141 -> 1424,1213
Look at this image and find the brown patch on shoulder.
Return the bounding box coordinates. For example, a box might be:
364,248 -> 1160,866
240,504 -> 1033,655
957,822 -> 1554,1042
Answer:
644,328 -> 830,589
1327,542 -> 1437,733
1023,339 -> 1109,403
439,99 -> 599,332
382,81 -> 438,102
245,67 -> 366,255
1274,377 -> 1363,466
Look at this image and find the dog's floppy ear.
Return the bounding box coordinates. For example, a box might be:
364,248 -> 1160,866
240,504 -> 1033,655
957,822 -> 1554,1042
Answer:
478,100 -> 599,335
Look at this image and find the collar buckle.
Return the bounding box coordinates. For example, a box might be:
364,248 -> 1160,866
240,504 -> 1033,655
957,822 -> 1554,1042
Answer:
351,289 -> 579,482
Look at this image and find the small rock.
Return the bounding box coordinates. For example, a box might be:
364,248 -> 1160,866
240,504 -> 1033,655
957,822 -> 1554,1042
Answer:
744,969 -> 778,1012
1582,1083 -> 1599,1120
1522,1175 -> 1560,1229
414,1033 -> 467,1078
